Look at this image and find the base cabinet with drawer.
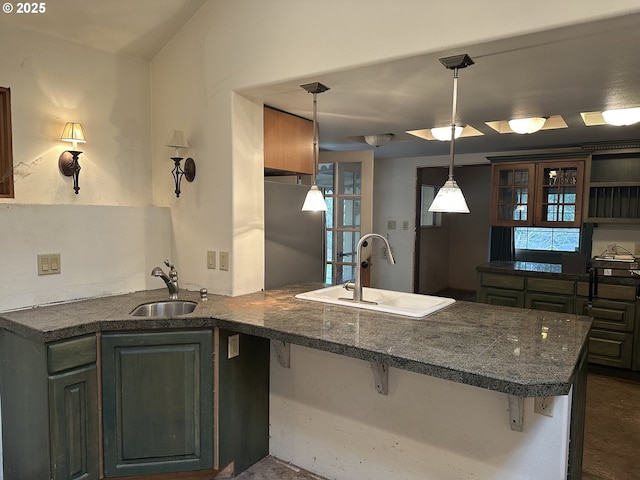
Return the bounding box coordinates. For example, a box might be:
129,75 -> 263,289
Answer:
576,283 -> 637,370
478,268 -> 640,370
0,332 -> 99,480
1,327 -> 270,480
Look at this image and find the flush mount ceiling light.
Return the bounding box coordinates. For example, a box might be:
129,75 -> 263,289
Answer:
428,53 -> 474,214
406,125 -> 483,141
486,115 -> 567,133
430,125 -> 463,141
602,107 -> 640,126
364,133 -> 394,147
300,82 -> 330,212
508,117 -> 547,134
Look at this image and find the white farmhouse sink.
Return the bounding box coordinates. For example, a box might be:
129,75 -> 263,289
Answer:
295,285 -> 455,318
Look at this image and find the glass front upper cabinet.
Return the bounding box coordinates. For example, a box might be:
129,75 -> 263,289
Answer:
490,159 -> 584,228
491,162 -> 536,226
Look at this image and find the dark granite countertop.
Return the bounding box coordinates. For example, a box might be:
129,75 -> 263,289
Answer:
478,261 -> 640,286
0,284 -> 592,398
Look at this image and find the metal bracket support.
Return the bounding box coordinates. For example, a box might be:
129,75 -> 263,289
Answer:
272,340 -> 290,368
507,395 -> 524,432
370,362 -> 388,395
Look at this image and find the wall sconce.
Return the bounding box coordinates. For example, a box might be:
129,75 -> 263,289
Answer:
166,130 -> 196,198
59,122 -> 86,194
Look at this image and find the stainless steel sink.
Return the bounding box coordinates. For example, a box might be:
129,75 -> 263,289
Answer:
130,300 -> 197,317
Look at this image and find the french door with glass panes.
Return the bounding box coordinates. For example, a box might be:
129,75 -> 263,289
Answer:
317,151 -> 373,285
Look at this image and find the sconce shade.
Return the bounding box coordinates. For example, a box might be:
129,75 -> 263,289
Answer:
166,130 -> 188,149
428,179 -> 470,213
602,107 -> 640,126
431,125 -> 463,141
301,185 -> 328,211
508,117 -> 546,134
60,122 -> 86,147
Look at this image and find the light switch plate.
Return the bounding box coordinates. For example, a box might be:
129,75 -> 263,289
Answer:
37,253 -> 61,276
220,251 -> 229,271
207,250 -> 216,269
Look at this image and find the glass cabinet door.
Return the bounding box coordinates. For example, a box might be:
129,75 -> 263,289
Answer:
491,163 -> 536,226
535,161 -> 583,227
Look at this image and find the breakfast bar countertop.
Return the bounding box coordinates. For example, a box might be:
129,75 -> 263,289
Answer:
0,284 -> 592,398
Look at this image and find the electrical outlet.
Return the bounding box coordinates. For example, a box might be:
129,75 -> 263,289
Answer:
402,220 -> 409,231
228,334 -> 240,359
219,251 -> 229,271
387,220 -> 396,230
207,250 -> 216,269
534,396 -> 554,417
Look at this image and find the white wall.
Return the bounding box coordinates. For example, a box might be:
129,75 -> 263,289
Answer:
0,204 -> 171,312
592,224 -> 640,257
150,0 -> 640,296
270,344 -> 573,480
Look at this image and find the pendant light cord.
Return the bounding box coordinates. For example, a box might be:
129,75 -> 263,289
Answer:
448,67 -> 459,181
312,92 -> 318,186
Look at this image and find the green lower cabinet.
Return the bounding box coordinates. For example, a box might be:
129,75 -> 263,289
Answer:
101,330 -> 214,477
49,365 -> 100,480
218,329 -> 270,474
0,331 -> 99,480
478,287 -> 525,307
525,293 -> 574,313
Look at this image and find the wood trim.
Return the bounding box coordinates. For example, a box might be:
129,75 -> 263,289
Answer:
0,86 -> 14,198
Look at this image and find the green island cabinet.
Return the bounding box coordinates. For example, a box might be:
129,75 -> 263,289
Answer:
0,327 -> 269,480
0,333 -> 99,480
478,271 -> 640,370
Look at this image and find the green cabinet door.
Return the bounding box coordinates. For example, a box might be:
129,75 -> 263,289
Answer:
49,365 -> 100,480
101,330 -> 214,477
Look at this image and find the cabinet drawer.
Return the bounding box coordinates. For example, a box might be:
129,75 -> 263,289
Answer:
525,293 -> 574,313
47,335 -> 97,374
527,278 -> 575,295
481,273 -> 525,290
588,329 -> 633,369
478,287 -> 525,308
576,282 -> 636,301
576,297 -> 635,332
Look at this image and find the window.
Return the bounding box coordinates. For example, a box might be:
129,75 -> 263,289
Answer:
0,86 -> 14,198
514,226 -> 580,263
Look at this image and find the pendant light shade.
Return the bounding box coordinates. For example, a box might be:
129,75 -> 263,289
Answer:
428,54 -> 474,214
431,125 -> 463,141
300,82 -> 330,212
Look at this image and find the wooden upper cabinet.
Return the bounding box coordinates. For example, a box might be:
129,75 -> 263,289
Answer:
490,157 -> 585,228
264,106 -> 314,175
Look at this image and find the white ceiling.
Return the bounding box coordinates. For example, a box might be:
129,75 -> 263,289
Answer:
5,3 -> 640,161
1,0 -> 207,60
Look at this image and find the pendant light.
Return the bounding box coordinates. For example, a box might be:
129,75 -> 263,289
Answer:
301,82 -> 330,211
428,54 -> 474,214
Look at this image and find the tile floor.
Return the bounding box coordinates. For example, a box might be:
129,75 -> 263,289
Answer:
234,456 -> 327,480
582,372 -> 640,480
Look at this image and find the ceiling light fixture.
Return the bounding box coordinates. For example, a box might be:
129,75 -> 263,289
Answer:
300,82 -> 330,212
508,117 -> 547,134
602,107 -> 640,126
430,125 -> 463,141
364,133 -> 394,147
428,54 -> 474,214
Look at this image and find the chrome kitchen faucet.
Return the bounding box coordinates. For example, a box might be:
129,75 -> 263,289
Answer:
151,260 -> 179,299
